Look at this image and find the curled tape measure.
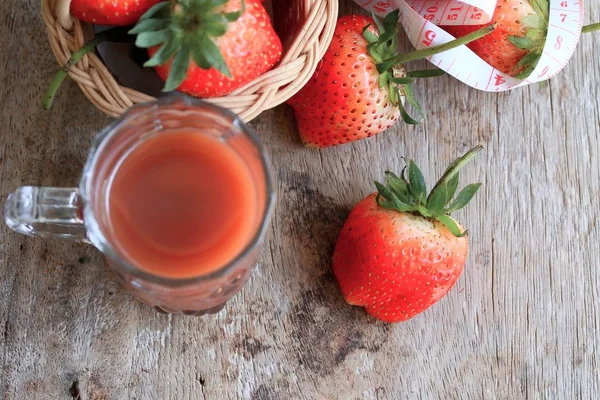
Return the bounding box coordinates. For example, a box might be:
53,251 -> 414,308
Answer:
354,0 -> 585,91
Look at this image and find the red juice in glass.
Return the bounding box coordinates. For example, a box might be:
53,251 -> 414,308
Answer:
4,95 -> 274,315
108,131 -> 261,279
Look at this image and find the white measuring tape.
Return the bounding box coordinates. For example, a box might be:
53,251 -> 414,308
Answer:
353,0 -> 585,91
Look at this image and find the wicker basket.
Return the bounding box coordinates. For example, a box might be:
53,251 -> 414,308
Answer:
41,0 -> 338,121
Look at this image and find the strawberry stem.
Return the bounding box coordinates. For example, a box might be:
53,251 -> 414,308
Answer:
130,0 -> 246,93
431,145 -> 484,194
393,24 -> 495,65
375,146 -> 483,237
43,27 -> 130,111
582,23 -> 600,34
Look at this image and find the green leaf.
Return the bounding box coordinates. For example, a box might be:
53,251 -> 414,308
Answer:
526,28 -> 545,41
403,84 -> 424,117
378,71 -> 390,88
388,85 -> 403,107
371,12 -> 386,33
385,171 -> 411,203
144,36 -> 181,67
377,197 -> 396,211
163,41 -> 192,92
376,59 -> 396,75
417,204 -> 433,218
408,160 -> 426,204
508,36 -> 539,50
129,18 -> 169,35
391,77 -> 413,85
197,35 -> 232,77
375,182 -> 413,212
388,84 -> 398,106
224,0 -> 245,22
516,50 -> 541,68
514,65 -> 536,79
446,183 -> 482,213
398,100 -> 419,125
401,166 -> 409,183
367,43 -> 383,62
362,25 -> 379,43
192,42 -> 211,69
383,9 -> 400,30
135,29 -> 169,48
537,0 -> 549,19
201,14 -> 229,37
406,68 -> 446,78
446,172 -> 459,204
530,0 -> 549,20
427,181 -> 447,215
522,14 -> 545,29
377,26 -> 398,44
435,214 -> 468,237
210,0 -> 230,7
435,146 -> 483,189
139,1 -> 172,21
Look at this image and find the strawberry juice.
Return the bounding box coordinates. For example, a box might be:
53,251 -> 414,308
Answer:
107,130 -> 262,279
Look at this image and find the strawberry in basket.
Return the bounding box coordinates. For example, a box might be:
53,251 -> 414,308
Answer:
70,0 -> 163,26
44,0 -> 283,108
130,0 -> 283,97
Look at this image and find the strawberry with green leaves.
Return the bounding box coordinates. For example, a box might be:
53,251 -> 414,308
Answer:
333,147 -> 482,323
442,0 -> 549,78
130,0 -> 282,97
287,11 -> 494,148
70,0 -> 162,26
442,0 -> 600,78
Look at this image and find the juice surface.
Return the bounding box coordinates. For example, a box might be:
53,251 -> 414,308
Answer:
108,131 -> 259,278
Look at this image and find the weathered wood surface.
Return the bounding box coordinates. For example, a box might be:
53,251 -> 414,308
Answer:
0,1 -> 599,399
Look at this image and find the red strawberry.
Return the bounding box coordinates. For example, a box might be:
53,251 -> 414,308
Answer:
131,0 -> 282,98
288,12 -> 493,148
70,0 -> 163,26
442,0 -> 548,78
288,15 -> 402,148
333,147 -> 482,323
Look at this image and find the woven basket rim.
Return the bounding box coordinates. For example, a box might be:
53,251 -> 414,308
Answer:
42,0 -> 338,121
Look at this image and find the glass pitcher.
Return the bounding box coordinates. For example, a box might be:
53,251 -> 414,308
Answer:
4,94 -> 275,315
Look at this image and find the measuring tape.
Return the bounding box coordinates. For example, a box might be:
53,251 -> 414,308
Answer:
354,0 -> 585,91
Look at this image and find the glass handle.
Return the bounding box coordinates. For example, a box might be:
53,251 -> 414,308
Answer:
4,187 -> 89,242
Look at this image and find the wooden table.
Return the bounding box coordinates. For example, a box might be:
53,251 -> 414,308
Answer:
1,1 -> 598,399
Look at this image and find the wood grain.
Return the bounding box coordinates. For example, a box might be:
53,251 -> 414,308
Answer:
0,1 -> 598,399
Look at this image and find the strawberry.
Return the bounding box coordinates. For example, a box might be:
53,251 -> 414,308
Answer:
287,12 -> 493,148
442,0 -> 549,78
332,147 -> 482,323
130,0 -> 282,98
70,0 -> 163,26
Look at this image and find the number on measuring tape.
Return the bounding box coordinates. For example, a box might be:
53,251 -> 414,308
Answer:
555,36 -> 563,50
494,74 -> 506,86
423,30 -> 436,46
356,0 -> 393,13
353,0 -> 585,92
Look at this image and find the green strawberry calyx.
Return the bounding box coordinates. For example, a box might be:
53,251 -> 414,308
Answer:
363,10 -> 495,125
375,146 -> 483,237
130,0 -> 246,92
507,0 -> 549,79
508,2 -> 600,78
